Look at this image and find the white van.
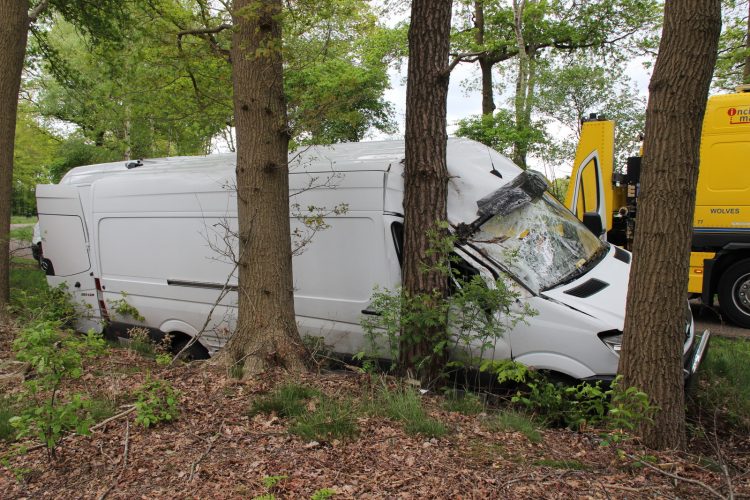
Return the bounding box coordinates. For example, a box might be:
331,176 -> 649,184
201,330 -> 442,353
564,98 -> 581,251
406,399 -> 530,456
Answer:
36,139 -> 705,380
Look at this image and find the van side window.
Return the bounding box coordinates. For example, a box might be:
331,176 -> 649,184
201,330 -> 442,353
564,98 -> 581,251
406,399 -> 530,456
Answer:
391,221 -> 404,266
450,253 -> 480,294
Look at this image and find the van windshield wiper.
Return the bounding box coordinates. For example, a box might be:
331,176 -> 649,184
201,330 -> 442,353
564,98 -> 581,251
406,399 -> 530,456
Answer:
545,244 -> 610,291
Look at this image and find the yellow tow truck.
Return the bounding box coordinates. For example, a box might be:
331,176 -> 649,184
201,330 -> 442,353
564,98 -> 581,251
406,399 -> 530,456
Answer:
565,86 -> 750,327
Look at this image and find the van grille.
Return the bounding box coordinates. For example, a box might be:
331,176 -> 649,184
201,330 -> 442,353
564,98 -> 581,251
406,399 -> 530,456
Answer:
564,278 -> 609,298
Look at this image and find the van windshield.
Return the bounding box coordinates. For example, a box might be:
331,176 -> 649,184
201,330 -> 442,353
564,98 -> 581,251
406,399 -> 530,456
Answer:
471,193 -> 607,294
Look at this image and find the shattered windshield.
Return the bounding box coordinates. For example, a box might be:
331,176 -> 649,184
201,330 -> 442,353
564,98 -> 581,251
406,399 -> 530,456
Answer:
471,192 -> 607,294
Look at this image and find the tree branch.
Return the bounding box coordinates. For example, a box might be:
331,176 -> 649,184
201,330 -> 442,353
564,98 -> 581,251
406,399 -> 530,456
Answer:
28,0 -> 49,22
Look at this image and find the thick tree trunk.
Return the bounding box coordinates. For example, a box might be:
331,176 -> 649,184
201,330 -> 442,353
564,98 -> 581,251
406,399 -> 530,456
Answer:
618,0 -> 721,450
216,0 -> 307,376
400,0 -> 452,384
0,0 -> 29,314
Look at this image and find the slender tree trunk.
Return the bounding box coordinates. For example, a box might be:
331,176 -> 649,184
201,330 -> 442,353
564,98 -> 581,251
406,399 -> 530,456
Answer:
511,0 -> 529,169
0,0 -> 29,315
215,0 -> 307,376
744,0 -> 750,84
474,1 -> 495,116
400,0 -> 452,384
618,0 -> 721,450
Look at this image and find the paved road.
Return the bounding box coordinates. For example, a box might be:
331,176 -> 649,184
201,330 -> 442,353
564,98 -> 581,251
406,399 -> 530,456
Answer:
691,301 -> 750,339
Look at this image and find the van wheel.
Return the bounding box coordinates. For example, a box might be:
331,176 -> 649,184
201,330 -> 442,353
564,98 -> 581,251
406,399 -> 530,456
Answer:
717,259 -> 750,328
171,336 -> 210,361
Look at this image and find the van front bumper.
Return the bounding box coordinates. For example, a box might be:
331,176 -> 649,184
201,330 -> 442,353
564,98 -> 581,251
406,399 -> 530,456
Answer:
684,329 -> 711,382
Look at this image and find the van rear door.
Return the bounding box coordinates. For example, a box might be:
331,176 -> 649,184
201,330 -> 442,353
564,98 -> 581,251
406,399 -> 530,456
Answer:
36,184 -> 102,332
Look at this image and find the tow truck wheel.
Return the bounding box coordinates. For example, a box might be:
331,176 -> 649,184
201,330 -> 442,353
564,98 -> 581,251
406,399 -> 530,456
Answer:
718,259 -> 750,328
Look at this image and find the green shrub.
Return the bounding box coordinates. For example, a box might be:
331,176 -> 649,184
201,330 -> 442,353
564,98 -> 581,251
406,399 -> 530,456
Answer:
134,378 -> 180,428
11,323 -> 108,457
290,398 -> 358,442
249,384 -> 319,418
9,264 -> 76,326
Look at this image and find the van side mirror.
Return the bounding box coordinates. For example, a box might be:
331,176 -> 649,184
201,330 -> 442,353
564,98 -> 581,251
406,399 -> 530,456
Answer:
582,212 -> 604,237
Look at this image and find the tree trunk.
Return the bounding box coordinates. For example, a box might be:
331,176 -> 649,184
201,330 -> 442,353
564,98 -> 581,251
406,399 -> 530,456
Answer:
744,0 -> 750,84
0,0 -> 29,314
511,0 -> 529,169
215,0 -> 307,376
474,1 -> 495,116
618,0 -> 721,450
400,0 -> 452,384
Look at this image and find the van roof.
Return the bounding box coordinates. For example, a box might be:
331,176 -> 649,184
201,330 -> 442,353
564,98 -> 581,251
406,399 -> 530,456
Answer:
60,138 -> 519,183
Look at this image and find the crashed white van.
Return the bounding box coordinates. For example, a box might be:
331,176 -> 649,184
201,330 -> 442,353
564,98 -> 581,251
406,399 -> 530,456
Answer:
36,139 -> 704,380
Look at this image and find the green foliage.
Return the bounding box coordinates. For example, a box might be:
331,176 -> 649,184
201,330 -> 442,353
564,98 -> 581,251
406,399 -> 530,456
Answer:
133,378 -> 180,428
262,475 -> 288,489
372,385 -> 447,438
126,327 -> 154,356
311,488 -> 336,500
360,225 -> 533,383
455,111 -> 545,164
10,261 -> 76,326
692,337 -> 750,430
505,367 -> 655,431
290,398 -> 358,442
108,293 -> 145,322
10,216 -> 37,225
155,353 -> 172,366
249,384 -> 320,418
485,410 -> 543,443
10,322 -> 107,457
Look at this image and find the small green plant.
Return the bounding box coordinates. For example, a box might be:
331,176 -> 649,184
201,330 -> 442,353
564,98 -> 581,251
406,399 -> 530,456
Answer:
134,378 -> 180,428
372,384 -> 447,438
10,322 -> 108,458
249,384 -> 319,418
262,475 -> 288,488
291,398 -> 358,442
485,410 -> 543,443
127,326 -> 155,356
311,488 -> 336,500
108,292 -> 145,322
155,353 -> 172,366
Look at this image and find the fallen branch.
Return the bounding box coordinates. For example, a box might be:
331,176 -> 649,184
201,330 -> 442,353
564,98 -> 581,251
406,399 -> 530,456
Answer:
91,406 -> 136,432
188,434 -> 219,481
624,453 -> 727,499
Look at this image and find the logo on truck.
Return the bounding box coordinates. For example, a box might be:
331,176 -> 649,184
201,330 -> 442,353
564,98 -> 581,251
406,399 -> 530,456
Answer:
728,107 -> 750,124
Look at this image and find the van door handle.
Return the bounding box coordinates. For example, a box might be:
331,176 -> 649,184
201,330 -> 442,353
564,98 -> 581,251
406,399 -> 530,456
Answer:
361,309 -> 381,316
74,282 -> 81,288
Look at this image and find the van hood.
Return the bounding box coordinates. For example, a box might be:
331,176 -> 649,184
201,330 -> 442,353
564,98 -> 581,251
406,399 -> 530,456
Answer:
540,245 -> 630,330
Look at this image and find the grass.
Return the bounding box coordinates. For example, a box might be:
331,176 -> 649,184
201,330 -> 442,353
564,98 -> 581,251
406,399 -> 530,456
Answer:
290,397 -> 358,442
10,216 -> 36,225
692,337 -> 750,430
9,258 -> 75,324
442,390 -> 484,415
485,410 -> 543,443
249,384 -> 319,418
9,226 -> 33,242
88,396 -> 120,423
372,385 -> 447,438
0,396 -> 18,442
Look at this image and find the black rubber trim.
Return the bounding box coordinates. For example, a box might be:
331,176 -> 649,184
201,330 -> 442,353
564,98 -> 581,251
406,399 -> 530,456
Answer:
692,230 -> 750,251
563,278 -> 609,298
613,246 -> 631,264
167,279 -> 237,291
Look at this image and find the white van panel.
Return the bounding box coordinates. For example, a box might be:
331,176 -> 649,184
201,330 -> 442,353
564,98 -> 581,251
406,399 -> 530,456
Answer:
40,215 -> 91,276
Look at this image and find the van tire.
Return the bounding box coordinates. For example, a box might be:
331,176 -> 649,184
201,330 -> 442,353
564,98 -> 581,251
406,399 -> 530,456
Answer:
171,336 -> 210,361
717,259 -> 750,328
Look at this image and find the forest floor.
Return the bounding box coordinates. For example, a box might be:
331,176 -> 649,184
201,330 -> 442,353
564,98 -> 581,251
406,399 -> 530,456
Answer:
0,317 -> 748,499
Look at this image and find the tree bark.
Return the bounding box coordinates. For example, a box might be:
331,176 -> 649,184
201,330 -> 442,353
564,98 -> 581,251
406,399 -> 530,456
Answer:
474,1 -> 495,116
618,0 -> 721,450
400,0 -> 452,384
511,0 -> 530,169
215,0 -> 307,376
0,0 -> 30,314
744,0 -> 750,84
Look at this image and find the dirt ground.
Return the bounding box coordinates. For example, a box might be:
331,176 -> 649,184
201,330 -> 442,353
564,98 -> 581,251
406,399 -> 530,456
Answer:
0,320 -> 747,499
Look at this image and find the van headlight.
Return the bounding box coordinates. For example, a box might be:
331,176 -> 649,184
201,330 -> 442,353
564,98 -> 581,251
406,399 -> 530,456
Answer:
598,330 -> 623,356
